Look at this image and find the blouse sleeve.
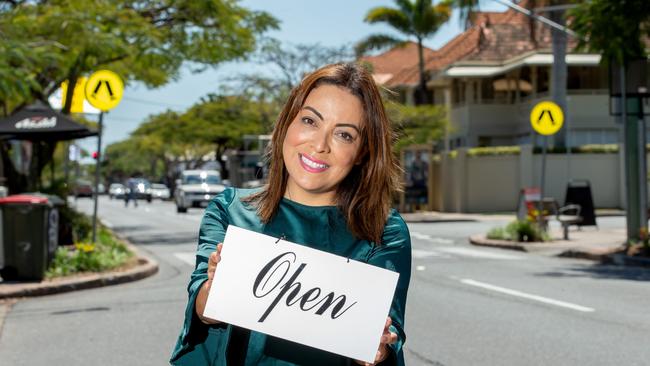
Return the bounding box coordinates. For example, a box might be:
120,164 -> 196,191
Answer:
171,188 -> 236,357
366,210 -> 412,366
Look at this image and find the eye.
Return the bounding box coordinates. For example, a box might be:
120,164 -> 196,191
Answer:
336,131 -> 356,143
301,117 -> 316,126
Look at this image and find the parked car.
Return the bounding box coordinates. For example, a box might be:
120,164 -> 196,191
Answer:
175,170 -> 226,213
73,179 -> 93,198
151,183 -> 171,200
108,183 -> 125,199
125,178 -> 153,203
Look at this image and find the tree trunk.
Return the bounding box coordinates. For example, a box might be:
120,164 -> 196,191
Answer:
415,37 -> 429,105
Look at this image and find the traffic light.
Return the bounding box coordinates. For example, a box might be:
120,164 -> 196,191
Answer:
92,151 -> 99,160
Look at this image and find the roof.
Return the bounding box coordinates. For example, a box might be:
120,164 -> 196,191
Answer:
358,41 -> 436,86
362,1 -> 588,88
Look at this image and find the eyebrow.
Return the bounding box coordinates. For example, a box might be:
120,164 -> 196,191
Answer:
303,106 -> 323,121
303,106 -> 361,133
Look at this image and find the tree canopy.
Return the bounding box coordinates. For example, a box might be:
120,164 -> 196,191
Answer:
570,0 -> 650,65
0,0 -> 278,113
104,94 -> 269,184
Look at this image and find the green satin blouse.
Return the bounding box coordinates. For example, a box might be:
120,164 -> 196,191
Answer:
170,188 -> 411,366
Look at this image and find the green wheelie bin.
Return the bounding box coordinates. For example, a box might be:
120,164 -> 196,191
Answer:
0,194 -> 59,281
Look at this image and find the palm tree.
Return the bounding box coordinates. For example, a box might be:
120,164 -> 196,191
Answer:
356,0 -> 452,105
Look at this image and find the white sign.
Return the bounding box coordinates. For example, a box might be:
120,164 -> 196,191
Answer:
203,225 -> 399,363
15,117 -> 57,129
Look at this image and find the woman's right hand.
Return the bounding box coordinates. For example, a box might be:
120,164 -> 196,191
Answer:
196,243 -> 223,324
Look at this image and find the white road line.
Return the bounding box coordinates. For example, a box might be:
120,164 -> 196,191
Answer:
460,279 -> 596,313
174,252 -> 196,267
412,249 -> 448,259
410,232 -> 432,241
410,232 -> 454,245
437,247 -> 523,260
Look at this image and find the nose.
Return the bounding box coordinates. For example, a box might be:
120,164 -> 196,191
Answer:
311,128 -> 330,153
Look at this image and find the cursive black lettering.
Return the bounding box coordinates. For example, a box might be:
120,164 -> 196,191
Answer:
257,262 -> 306,322
253,252 -> 296,298
314,293 -> 357,319
252,251 -> 357,322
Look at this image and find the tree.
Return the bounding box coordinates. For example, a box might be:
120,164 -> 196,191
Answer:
570,0 -> 650,65
570,0 -> 650,246
106,94 -> 269,187
356,0 -> 452,104
386,101 -> 448,153
222,39 -> 355,131
0,0 -> 278,193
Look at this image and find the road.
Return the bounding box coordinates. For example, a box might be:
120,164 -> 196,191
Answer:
0,196 -> 648,365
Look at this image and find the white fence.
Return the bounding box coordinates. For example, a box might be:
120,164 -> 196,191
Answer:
429,145 -> 642,212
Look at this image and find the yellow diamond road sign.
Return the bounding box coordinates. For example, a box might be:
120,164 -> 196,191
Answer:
84,70 -> 124,111
530,101 -> 564,136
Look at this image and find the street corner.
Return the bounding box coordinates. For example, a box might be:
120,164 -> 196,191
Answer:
0,253 -> 159,300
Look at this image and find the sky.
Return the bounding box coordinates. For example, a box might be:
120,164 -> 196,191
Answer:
73,0 -> 507,160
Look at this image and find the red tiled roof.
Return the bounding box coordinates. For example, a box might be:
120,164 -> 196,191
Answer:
366,0 -> 582,88
359,41 -> 435,85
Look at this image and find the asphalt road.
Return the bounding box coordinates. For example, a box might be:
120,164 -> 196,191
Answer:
0,196 -> 648,365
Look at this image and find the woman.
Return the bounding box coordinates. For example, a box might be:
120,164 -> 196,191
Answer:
170,63 -> 411,366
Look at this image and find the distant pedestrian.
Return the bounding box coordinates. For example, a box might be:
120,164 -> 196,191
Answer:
124,178 -> 138,207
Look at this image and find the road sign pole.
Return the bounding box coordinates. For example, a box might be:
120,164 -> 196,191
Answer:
91,111 -> 104,244
538,135 -> 548,231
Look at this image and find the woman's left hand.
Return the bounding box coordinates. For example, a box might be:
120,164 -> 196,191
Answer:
354,317 -> 398,365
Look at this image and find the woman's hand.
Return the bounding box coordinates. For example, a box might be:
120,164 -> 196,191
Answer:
195,243 -> 223,324
355,317 -> 398,365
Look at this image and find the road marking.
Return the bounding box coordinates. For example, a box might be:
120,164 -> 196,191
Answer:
437,247 -> 523,260
460,279 -> 595,313
412,249 -> 450,259
174,252 -> 196,267
410,232 -> 454,244
410,232 -> 431,241
415,265 -> 426,271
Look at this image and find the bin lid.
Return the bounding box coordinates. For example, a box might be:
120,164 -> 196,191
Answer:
0,194 -> 49,205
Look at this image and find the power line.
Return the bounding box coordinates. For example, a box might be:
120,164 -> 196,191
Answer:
122,96 -> 187,109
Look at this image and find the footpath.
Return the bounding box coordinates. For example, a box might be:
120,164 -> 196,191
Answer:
401,209 -> 650,268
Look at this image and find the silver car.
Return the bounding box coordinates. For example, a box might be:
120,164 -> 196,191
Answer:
151,183 -> 171,200
175,170 -> 226,213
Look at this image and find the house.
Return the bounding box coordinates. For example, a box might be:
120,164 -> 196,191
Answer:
361,5 -> 650,213
361,6 -> 619,151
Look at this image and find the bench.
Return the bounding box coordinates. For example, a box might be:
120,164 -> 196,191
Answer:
540,199 -> 582,240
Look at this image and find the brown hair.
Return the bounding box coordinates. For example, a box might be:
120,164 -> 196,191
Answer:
244,62 -> 401,244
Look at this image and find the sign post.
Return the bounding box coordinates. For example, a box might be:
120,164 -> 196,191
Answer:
530,101 -> 564,230
84,70 -> 124,243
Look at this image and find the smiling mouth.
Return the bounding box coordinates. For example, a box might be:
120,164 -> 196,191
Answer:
299,154 -> 329,172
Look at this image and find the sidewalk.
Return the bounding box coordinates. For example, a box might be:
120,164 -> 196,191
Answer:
403,209 -> 650,267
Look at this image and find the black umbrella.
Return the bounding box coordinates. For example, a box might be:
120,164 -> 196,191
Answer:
0,100 -> 98,141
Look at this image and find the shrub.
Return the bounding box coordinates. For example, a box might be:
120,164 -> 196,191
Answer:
468,146 -> 521,157
46,220 -> 134,279
487,220 -> 550,242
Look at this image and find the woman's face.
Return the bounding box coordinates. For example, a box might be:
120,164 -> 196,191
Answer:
282,84 -> 364,206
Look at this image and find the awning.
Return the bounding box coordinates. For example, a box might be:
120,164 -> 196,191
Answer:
0,100 -> 97,141
444,53 -> 602,78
